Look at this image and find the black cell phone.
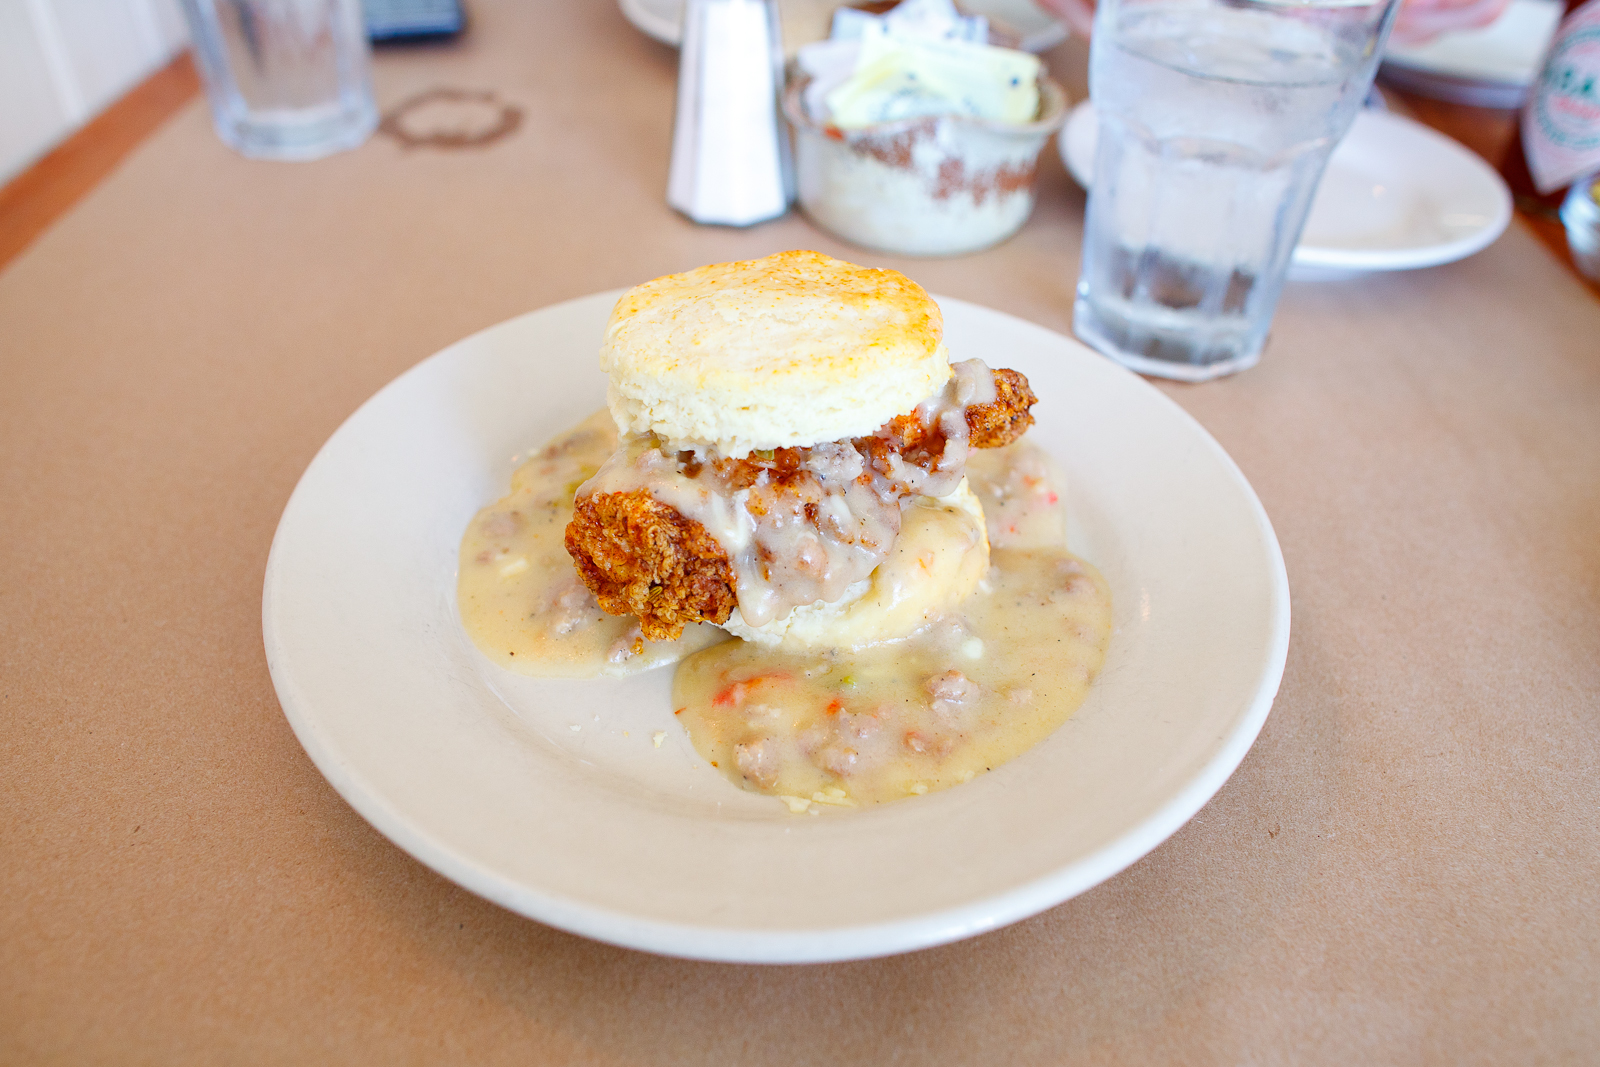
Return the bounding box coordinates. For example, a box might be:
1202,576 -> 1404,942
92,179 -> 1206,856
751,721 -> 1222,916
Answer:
362,0 -> 465,41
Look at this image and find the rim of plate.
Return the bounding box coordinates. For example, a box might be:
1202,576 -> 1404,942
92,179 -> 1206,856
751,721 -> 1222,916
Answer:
262,293 -> 1292,963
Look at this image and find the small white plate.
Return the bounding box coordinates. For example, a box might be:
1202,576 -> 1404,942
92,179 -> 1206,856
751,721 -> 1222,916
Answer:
619,0 -> 1069,52
263,294 -> 1290,963
1060,101 -> 1513,275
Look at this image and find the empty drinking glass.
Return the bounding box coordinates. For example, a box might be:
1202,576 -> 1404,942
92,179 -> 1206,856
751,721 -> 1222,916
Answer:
182,0 -> 379,161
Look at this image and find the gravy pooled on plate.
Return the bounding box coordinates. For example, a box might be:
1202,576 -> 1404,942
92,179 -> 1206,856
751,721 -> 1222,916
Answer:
457,411 -> 724,677
671,441 -> 1110,809
457,252 -> 1111,810
457,413 -> 1111,809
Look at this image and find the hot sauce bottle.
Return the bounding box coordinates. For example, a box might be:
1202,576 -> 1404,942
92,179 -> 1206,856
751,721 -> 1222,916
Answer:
1500,0 -> 1600,216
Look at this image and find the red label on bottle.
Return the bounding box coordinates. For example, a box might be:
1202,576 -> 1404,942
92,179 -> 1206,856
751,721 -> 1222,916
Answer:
1524,0 -> 1600,193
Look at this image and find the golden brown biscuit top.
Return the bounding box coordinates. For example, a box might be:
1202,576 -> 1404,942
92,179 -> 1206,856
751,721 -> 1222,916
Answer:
599,251 -> 952,456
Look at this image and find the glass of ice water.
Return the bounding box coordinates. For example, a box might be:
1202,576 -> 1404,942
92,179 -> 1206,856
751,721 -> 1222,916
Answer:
181,0 -> 378,161
1074,0 -> 1399,380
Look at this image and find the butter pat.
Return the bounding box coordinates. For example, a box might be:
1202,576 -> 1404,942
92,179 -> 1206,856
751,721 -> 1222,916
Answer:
826,22 -> 1041,129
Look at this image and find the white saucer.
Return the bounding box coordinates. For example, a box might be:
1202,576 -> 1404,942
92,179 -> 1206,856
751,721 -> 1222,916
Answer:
1059,101 -> 1513,275
263,293 -> 1289,963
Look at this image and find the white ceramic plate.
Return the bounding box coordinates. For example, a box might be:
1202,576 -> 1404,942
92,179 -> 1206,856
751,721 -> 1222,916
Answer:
1060,101 -> 1513,275
619,0 -> 1069,52
262,293 -> 1290,964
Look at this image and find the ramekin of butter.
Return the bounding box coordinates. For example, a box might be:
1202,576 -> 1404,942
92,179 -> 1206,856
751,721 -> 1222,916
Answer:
785,1 -> 1068,256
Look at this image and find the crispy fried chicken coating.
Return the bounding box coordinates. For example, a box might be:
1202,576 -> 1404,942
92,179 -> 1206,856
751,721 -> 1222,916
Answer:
566,367 -> 1036,641
879,366 -> 1036,461
967,368 -> 1037,449
565,489 -> 737,642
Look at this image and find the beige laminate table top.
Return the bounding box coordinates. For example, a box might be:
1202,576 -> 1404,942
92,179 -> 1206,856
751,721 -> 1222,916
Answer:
3,3 -> 1598,1063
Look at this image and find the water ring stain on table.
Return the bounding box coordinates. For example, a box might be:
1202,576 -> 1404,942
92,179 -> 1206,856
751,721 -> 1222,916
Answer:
378,88 -> 524,150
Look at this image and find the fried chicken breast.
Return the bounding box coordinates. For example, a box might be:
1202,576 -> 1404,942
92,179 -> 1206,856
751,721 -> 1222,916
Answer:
566,365 -> 1036,641
562,251 -> 1041,644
